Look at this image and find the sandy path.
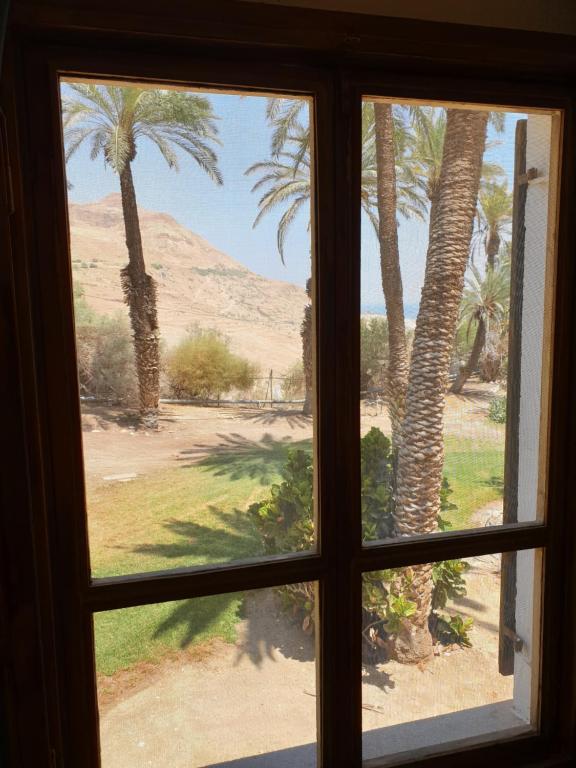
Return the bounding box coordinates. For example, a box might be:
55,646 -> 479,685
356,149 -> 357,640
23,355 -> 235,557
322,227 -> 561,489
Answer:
98,567 -> 525,768
81,381 -> 503,485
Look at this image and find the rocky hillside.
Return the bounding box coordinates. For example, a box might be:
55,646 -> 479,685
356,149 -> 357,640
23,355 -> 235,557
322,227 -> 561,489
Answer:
69,194 -> 308,373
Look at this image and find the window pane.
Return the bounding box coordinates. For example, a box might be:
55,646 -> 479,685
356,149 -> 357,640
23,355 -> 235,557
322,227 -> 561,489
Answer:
95,584 -> 318,767
362,550 -> 540,761
360,99 -> 559,542
60,79 -> 315,577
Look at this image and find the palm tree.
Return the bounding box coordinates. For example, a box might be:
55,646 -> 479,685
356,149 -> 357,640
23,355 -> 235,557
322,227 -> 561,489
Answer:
478,181 -> 512,270
393,109 -> 489,663
62,84 -> 222,426
247,100 -> 424,418
451,262 -> 510,394
246,120 -> 313,413
451,181 -> 512,393
372,102 -> 426,446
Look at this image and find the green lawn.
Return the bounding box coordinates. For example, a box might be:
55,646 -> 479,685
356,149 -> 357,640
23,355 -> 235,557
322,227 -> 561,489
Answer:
93,432 -> 504,677
443,435 -> 504,530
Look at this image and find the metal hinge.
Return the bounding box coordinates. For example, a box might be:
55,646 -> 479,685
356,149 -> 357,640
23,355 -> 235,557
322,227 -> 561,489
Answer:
517,167 -> 539,186
502,624 -> 524,653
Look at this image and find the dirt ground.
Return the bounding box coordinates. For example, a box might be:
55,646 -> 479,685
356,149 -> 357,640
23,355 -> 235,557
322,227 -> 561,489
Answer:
81,381 -> 503,484
98,562 -> 524,768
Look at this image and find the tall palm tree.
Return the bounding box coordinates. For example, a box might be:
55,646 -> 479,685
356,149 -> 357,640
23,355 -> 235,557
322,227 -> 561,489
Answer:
246,120 -> 313,413
393,109 -> 489,663
372,102 -> 426,447
451,261 -> 510,394
62,84 -> 222,426
247,100 -> 424,417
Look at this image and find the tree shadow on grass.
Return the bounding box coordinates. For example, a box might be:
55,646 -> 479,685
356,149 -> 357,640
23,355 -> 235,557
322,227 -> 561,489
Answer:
152,593 -> 240,649
234,409 -> 312,429
132,511 -> 318,667
131,506 -> 264,565
481,474 -> 504,494
178,433 -> 312,486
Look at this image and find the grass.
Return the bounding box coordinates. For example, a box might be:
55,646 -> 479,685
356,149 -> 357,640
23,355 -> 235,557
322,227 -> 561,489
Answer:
443,435 -> 504,530
91,431 -> 504,677
91,437 -> 310,676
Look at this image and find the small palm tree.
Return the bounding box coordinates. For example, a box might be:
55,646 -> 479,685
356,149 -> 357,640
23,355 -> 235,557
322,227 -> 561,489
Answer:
451,182 -> 512,392
404,106 -> 504,212
451,261 -> 510,394
477,181 -> 513,269
62,83 -> 222,426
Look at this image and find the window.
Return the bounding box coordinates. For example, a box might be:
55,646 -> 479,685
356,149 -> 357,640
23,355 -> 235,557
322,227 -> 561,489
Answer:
3,8 -> 576,768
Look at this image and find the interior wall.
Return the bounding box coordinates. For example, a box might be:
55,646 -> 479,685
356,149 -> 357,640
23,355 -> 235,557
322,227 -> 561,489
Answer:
242,0 -> 576,36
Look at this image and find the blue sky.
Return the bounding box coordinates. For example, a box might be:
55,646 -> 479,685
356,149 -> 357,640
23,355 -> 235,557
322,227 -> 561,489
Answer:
63,85 -> 522,317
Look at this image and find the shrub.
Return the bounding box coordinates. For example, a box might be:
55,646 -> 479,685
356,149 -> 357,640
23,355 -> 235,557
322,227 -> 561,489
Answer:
488,395 -> 507,424
74,288 -> 137,403
166,329 -> 259,400
360,317 -> 389,392
248,427 -> 472,655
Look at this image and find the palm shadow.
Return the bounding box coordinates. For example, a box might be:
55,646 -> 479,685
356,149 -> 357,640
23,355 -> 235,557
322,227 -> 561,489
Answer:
80,402 -> 180,431
131,510 -> 316,666
481,474 -> 504,494
234,409 -> 312,429
178,433 -> 312,486
131,506 -> 264,565
153,592 -> 239,649
362,664 -> 396,693
233,590 -> 315,667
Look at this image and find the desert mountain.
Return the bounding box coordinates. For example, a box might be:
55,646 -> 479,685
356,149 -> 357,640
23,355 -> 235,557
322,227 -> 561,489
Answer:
69,194 -> 308,373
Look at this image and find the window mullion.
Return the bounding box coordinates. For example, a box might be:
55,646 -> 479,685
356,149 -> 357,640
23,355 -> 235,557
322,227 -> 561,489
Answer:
316,76 -> 363,768
356,523 -> 548,573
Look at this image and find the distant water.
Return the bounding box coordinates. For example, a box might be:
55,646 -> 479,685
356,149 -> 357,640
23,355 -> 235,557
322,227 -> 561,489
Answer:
361,302 -> 420,320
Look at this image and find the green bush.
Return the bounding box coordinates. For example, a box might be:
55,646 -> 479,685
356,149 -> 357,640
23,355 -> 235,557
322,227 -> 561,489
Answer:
249,427 -> 472,655
360,317 -> 389,392
74,288 -> 137,403
166,329 -> 259,400
488,395 -> 507,424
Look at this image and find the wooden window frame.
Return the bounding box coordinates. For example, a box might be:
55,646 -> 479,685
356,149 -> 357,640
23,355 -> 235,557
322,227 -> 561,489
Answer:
2,3 -> 576,768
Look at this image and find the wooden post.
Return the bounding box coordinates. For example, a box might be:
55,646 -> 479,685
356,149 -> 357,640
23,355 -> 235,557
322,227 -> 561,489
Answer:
499,119 -> 527,675
269,368 -> 273,408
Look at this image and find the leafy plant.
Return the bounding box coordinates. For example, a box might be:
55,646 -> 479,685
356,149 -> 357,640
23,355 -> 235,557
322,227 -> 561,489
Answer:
488,395 -> 507,424
433,614 -> 474,647
74,288 -> 137,403
248,427 -> 473,654
166,329 -> 259,400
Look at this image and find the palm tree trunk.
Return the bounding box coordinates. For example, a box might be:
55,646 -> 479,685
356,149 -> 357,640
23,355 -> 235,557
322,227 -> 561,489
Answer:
118,161 -> 160,428
451,317 -> 486,394
374,103 -> 408,448
393,109 -> 488,663
302,278 -> 313,416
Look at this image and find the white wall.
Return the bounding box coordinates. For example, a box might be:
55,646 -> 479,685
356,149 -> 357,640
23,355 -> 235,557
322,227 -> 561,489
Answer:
512,114 -> 555,722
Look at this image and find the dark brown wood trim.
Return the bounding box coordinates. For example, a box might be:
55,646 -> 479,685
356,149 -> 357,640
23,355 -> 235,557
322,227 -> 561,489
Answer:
359,524 -> 548,572
537,98 -> 576,761
9,0 -> 576,79
3,6 -> 576,768
85,554 -> 327,611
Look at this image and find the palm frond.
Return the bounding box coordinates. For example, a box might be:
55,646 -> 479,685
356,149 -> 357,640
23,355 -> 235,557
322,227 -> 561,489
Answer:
62,83 -> 222,184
